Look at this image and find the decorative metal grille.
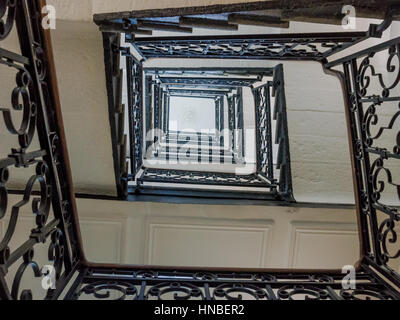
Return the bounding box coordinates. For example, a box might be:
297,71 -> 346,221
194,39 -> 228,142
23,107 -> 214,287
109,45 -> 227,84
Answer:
130,32 -> 373,61
253,83 -> 274,183
168,89 -> 230,97
65,265 -> 400,300
161,91 -> 168,133
216,96 -> 225,134
144,75 -> 153,153
0,0 -> 82,300
144,67 -> 273,78
153,82 -> 161,134
325,37 -> 400,288
103,33 -> 129,197
272,65 -> 293,199
138,168 -> 277,189
125,53 -> 143,180
226,88 -> 244,159
158,77 -> 261,87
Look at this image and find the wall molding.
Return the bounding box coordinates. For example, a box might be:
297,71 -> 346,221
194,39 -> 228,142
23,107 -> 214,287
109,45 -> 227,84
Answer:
146,221 -> 273,267
289,221 -> 358,268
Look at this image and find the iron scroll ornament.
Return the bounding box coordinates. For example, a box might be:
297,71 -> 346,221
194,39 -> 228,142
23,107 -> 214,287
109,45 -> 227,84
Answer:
0,0 -> 17,40
0,0 -> 82,300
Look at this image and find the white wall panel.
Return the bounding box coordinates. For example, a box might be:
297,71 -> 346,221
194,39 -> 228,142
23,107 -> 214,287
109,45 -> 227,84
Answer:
289,222 -> 359,269
4,196 -> 362,270
79,219 -> 124,263
146,223 -> 271,267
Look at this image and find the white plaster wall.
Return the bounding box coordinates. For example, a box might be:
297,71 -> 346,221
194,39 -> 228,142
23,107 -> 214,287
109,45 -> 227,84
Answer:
0,195 -> 361,269
168,97 -> 216,132
75,199 -> 359,269
49,21 -> 117,195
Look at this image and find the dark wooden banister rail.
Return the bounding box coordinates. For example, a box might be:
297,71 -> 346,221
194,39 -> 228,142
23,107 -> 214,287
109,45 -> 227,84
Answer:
37,0 -> 86,264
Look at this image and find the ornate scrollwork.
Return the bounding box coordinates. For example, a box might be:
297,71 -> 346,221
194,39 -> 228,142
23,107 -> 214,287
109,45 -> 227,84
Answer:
0,167 -> 9,220
363,102 -> 400,153
79,281 -> 138,300
369,157 -> 400,205
213,283 -> 267,300
48,229 -> 65,281
68,266 -> 400,300
32,162 -> 52,227
340,286 -> 392,300
33,46 -> 47,81
1,69 -> 37,150
377,217 -> 400,263
134,37 -> 364,60
8,231 -> 65,300
277,285 -> 329,300
139,168 -> 274,188
357,45 -> 400,98
252,273 -> 277,282
354,140 -> 364,160
344,38 -> 400,274
359,191 -> 371,216
11,249 -> 41,300
309,275 -> 335,283
159,77 -> 259,87
135,270 -> 158,279
193,272 -> 218,281
147,282 -> 203,300
126,55 -> 143,178
0,2 -> 82,300
253,83 -> 274,181
0,161 -> 51,265
0,0 -> 17,41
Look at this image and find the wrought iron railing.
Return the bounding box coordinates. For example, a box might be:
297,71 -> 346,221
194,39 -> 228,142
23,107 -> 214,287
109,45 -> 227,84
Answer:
227,89 -> 244,160
272,64 -> 293,200
127,32 -> 374,61
0,0 -> 84,300
121,65 -> 285,196
65,265 -> 399,300
137,168 -> 278,189
102,32 -> 129,198
125,51 -> 143,181
324,36 -> 400,288
0,0 -> 399,300
123,66 -> 289,198
253,83 -> 275,183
